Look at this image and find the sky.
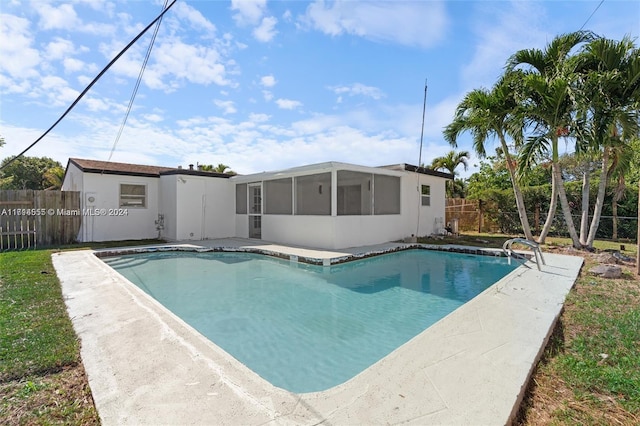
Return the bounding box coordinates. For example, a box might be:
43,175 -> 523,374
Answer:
1,0 -> 638,178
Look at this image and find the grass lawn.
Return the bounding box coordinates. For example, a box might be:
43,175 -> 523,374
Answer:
0,240 -> 161,425
1,235 -> 638,424
0,250 -> 99,424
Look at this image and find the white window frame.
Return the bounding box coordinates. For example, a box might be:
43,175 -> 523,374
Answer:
421,184 -> 431,207
119,183 -> 147,208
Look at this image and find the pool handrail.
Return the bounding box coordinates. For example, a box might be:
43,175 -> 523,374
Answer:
502,238 -> 545,271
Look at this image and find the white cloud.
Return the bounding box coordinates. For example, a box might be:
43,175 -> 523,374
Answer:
260,74 -> 276,87
0,14 -> 40,79
300,0 -> 448,48
63,58 -> 86,73
249,113 -> 270,123
44,37 -> 75,61
275,98 -> 303,110
82,96 -> 111,112
253,16 -> 278,42
231,0 -> 267,26
174,1 -> 216,33
461,1 -> 547,89
142,113 -> 164,123
40,75 -> 79,106
36,3 -> 81,30
214,99 -> 237,115
330,83 -> 385,100
106,37 -> 231,91
262,90 -> 274,101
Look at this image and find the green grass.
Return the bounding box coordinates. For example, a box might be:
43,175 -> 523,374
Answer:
558,275 -> 640,413
0,249 -> 101,424
1,236 -> 638,424
0,250 -> 79,381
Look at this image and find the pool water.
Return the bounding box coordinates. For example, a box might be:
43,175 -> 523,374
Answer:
104,249 -> 517,393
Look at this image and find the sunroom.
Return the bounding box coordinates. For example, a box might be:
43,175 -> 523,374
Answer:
232,162 -> 447,249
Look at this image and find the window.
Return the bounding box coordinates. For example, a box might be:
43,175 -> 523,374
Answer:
264,178 -> 292,214
119,184 -> 146,207
295,173 -> 331,215
374,175 -> 400,214
421,184 -> 431,206
235,184 -> 247,214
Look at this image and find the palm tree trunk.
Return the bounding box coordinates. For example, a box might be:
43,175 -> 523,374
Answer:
579,170 -> 590,245
586,147 -> 610,247
612,198 -> 618,241
554,163 -> 582,248
537,175 -> 558,244
500,134 -> 534,240
637,180 -> 639,276
612,175 -> 625,241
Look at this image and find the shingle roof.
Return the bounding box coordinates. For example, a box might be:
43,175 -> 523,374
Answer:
66,158 -> 233,179
68,158 -> 178,177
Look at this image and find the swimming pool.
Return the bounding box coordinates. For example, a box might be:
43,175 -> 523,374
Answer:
104,249 -> 517,393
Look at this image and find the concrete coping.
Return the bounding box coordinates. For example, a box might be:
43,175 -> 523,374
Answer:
53,238 -> 583,425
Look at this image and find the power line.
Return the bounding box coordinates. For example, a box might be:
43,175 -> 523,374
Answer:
579,0 -> 605,31
0,0 -> 178,172
108,0 -> 170,161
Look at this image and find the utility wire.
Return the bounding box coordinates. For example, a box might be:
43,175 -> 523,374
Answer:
0,0 -> 178,172
579,0 -> 605,31
108,0 -> 170,161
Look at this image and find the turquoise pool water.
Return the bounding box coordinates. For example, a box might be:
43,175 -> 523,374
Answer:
103,249 -> 517,393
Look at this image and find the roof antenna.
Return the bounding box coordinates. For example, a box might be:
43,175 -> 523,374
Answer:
415,78 -> 428,239
418,78 -> 428,169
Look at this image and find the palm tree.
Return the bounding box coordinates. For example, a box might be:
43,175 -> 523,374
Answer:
444,75 -> 535,241
430,150 -> 470,197
199,163 -> 237,175
609,144 -> 634,240
508,31 -> 594,248
573,36 -> 640,247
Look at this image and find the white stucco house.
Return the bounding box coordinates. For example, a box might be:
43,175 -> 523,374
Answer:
62,158 -> 452,249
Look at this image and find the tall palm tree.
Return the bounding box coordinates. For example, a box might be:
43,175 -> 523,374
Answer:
430,150 -> 469,176
573,36 -> 640,247
200,163 -> 237,175
430,150 -> 469,198
508,31 -> 594,248
609,144 -> 634,240
444,75 -> 535,241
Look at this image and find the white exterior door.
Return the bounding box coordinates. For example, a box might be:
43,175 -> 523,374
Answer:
248,184 -> 262,239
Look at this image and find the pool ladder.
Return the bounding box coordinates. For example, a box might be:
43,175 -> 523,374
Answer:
502,238 -> 545,271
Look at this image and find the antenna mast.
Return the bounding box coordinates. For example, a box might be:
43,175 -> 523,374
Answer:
418,79 -> 428,169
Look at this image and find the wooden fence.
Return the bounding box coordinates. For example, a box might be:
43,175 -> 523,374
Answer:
0,190 -> 81,250
445,198 -> 500,233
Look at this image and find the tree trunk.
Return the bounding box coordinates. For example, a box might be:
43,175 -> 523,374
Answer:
612,199 -> 618,241
499,133 -> 534,240
612,175 -> 626,242
553,162 -> 582,248
586,148 -> 610,248
538,175 -> 558,244
579,170 -> 590,245
637,180 -> 639,276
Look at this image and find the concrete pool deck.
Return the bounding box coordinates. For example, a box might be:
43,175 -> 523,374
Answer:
53,238 -> 583,425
